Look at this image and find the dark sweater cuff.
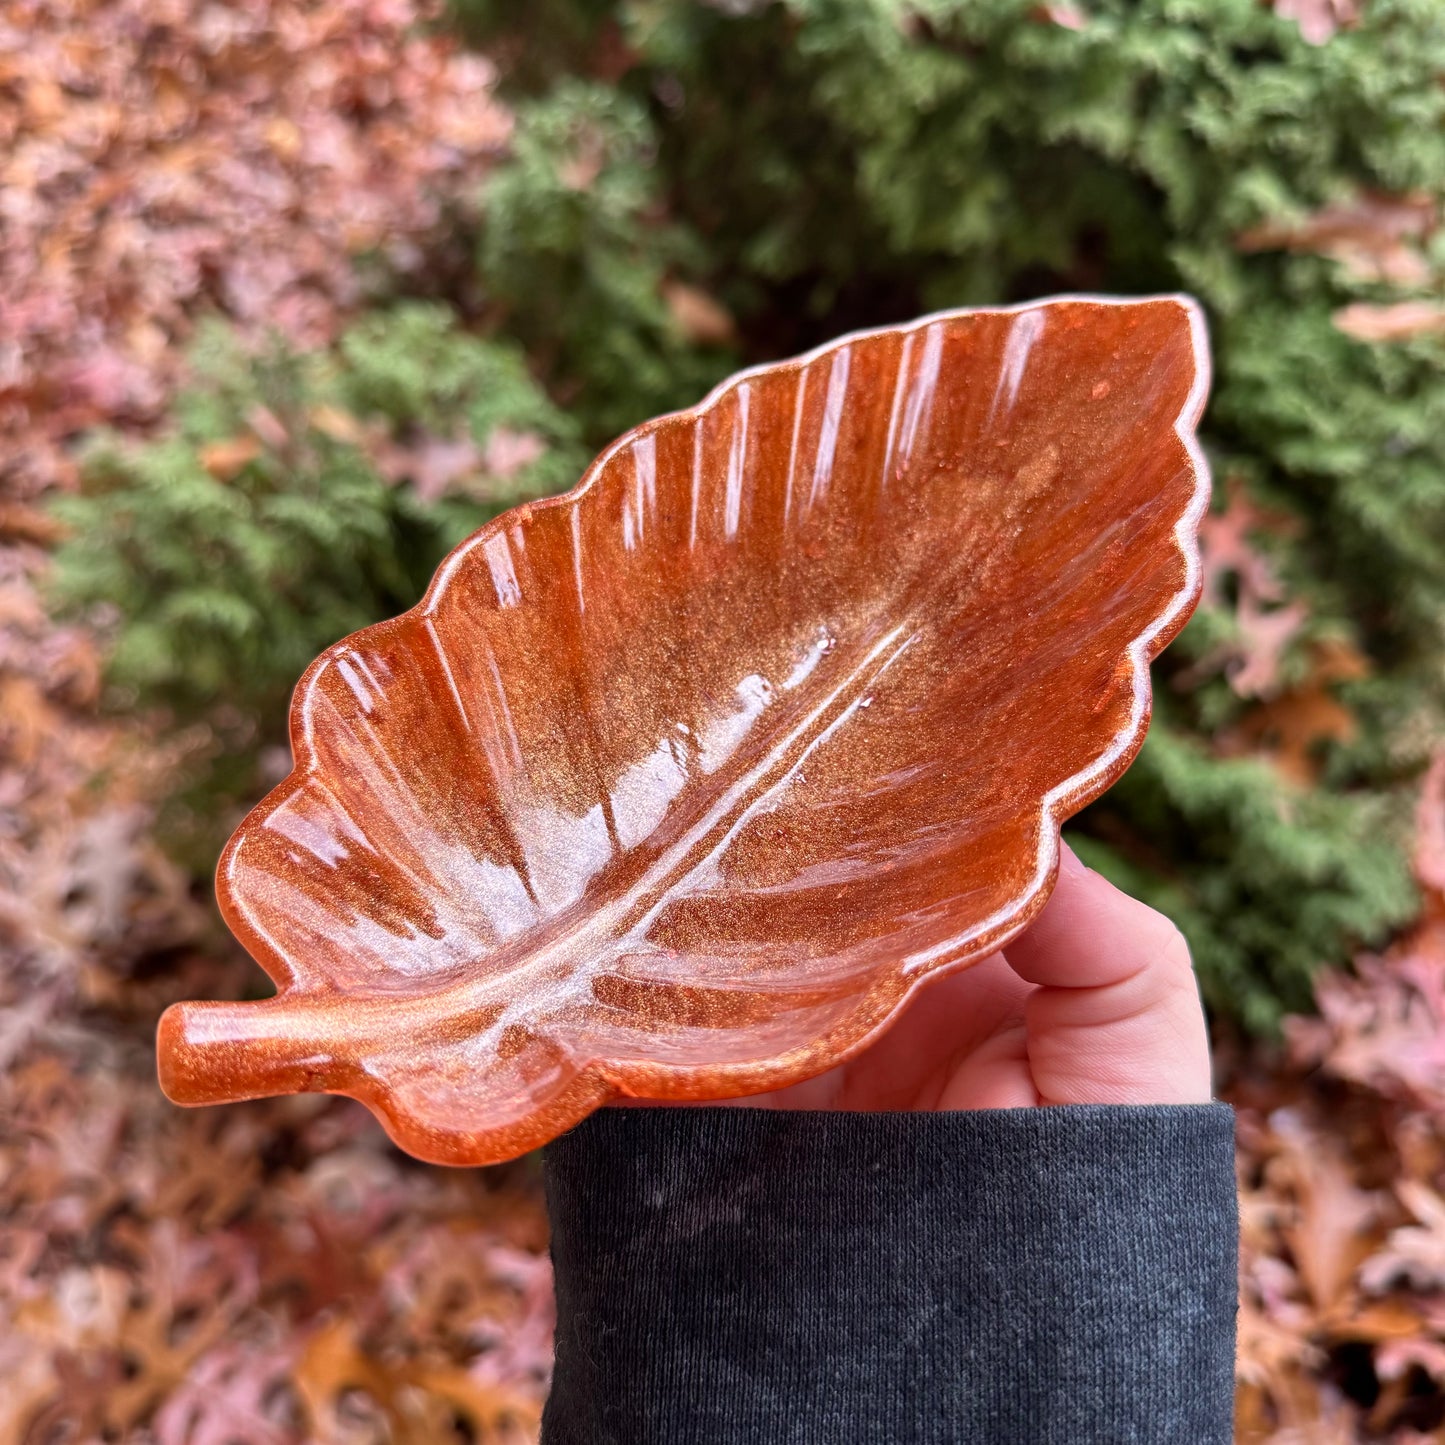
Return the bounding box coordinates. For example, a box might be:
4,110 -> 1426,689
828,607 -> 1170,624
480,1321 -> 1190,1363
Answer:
543,1103 -> 1237,1445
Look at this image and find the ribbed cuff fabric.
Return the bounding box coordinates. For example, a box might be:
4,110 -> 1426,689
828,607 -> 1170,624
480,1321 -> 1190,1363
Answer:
542,1104 -> 1237,1445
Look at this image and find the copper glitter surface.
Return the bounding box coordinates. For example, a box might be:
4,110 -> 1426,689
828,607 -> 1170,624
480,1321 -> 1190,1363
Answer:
157,295 -> 1212,1166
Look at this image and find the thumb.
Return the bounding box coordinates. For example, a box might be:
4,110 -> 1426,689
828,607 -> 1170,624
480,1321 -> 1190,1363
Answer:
1003,845 -> 1212,1105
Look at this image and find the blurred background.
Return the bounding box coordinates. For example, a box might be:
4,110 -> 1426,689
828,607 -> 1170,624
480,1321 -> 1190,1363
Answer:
4,0 -> 1445,1439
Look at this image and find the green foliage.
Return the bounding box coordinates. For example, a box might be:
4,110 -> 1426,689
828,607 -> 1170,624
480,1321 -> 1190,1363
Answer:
50,305 -> 583,865
478,79 -> 736,439
454,0 -> 1445,1026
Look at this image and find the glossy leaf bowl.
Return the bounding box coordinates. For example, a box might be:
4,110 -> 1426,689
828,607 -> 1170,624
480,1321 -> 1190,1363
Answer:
158,295 -> 1211,1166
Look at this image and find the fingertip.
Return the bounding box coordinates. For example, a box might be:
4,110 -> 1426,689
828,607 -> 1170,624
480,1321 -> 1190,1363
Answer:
1057,838 -> 1089,878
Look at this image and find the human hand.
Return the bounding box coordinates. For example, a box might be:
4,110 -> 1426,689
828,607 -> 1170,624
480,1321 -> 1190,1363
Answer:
736,843 -> 1213,1111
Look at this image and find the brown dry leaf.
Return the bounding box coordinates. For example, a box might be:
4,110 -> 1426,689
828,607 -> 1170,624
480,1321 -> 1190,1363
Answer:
150,1342 -> 301,1445
1228,684 -> 1358,785
1268,1109 -> 1381,1316
1289,939 -> 1445,1110
0,1344 -> 61,1445
1361,1180 -> 1445,1293
1031,3 -> 1089,29
1218,635 -> 1368,784
1376,1333 -> 1445,1385
1238,192 -> 1435,285
483,427 -> 548,481
295,1316 -> 540,1445
1236,1217 -> 1323,1434
662,278 -> 738,346
375,433 -> 483,503
1230,598 -> 1311,700
408,1363 -> 541,1445
200,435 -> 264,479
144,1132 -> 262,1235
309,404 -> 368,446
0,503 -> 67,546
1194,482 -> 1307,699
320,409 -> 537,500
265,116 -> 304,163
293,1317 -> 400,1440
0,801 -> 202,986
0,673 -> 55,771
246,405 -> 291,451
1197,516 -> 1283,614
1414,752 -> 1445,896
1310,636 -> 1372,686
1337,1296 -> 1432,1346
1334,300 -> 1445,342
1273,0 -> 1362,44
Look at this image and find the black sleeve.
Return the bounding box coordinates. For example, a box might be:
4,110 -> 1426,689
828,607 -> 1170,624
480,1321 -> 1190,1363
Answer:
541,1103 -> 1237,1445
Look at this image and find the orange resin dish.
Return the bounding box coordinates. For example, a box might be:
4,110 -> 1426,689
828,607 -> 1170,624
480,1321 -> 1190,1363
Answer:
157,295 -> 1212,1166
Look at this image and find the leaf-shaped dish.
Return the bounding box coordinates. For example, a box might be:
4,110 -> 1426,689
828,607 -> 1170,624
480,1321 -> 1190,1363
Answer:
158,295 -> 1211,1166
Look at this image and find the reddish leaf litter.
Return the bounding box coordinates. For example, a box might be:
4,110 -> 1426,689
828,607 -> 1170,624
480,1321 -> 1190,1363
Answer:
1236,187 -> 1444,344
1188,478 -> 1368,788
1226,756 -> 1445,1441
0,4 -> 550,1441
0,0 -> 511,501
